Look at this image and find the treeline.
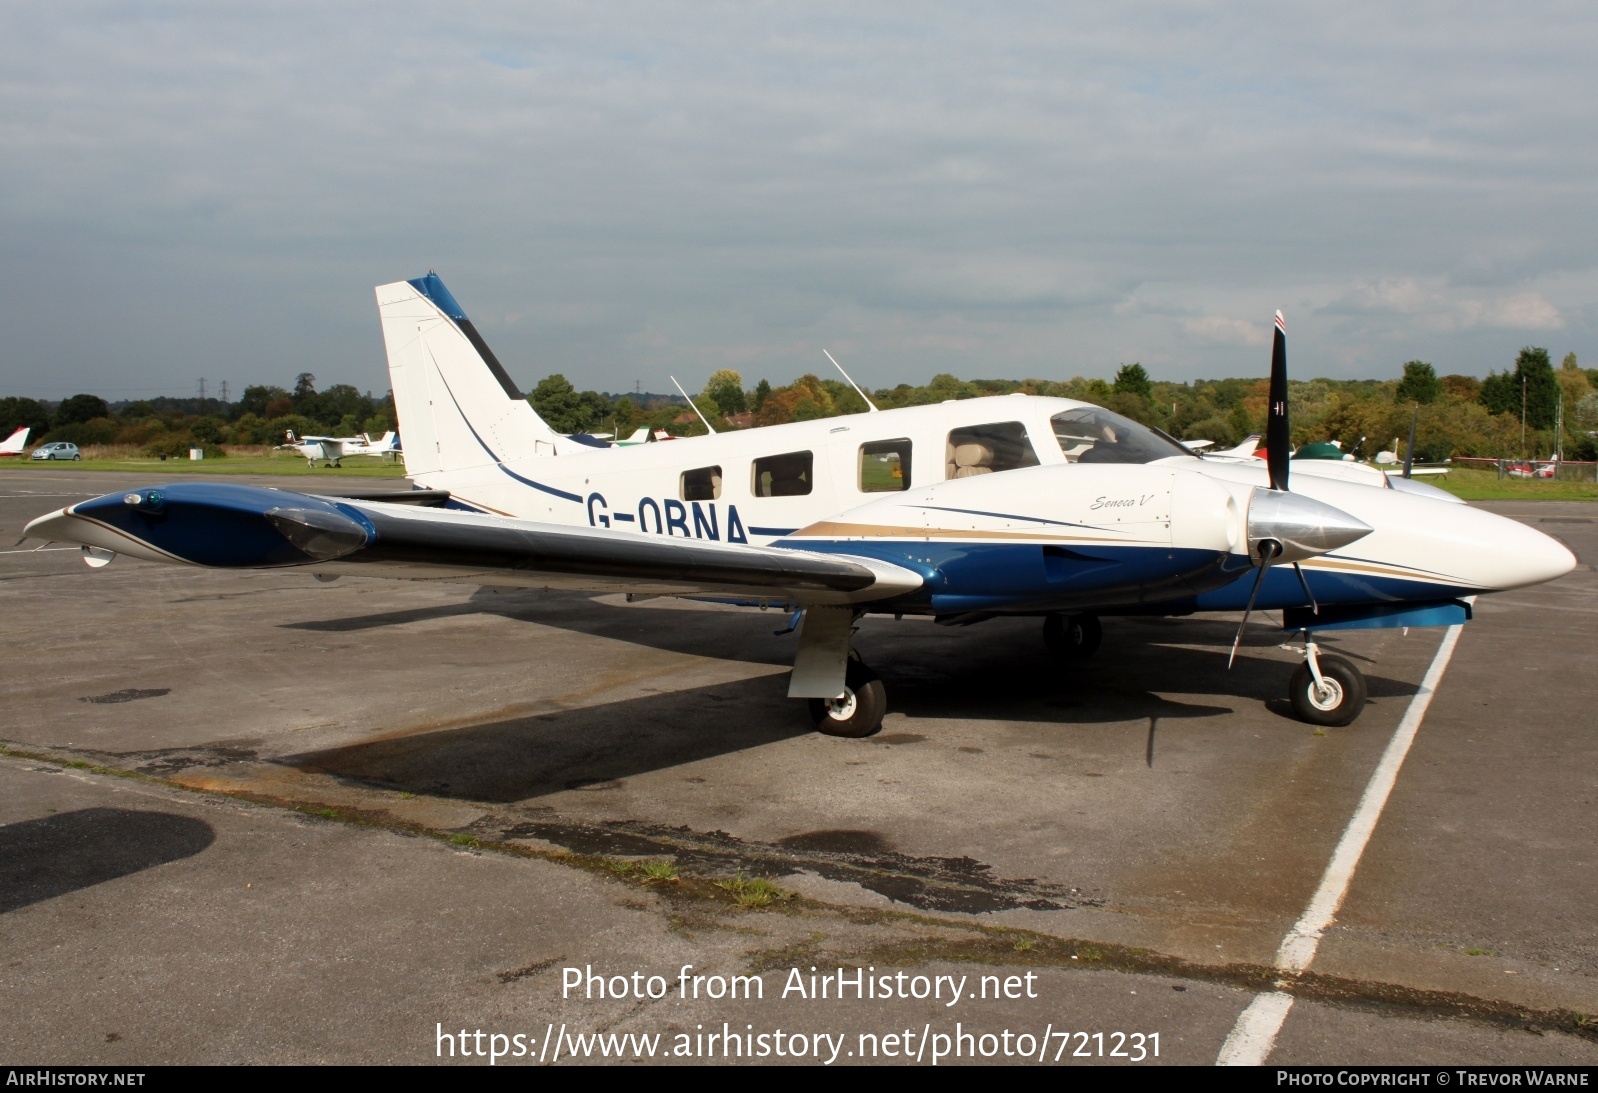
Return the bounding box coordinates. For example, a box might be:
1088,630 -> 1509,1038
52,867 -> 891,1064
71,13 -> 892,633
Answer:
530,347 -> 1598,461
0,374 -> 394,458
7,349 -> 1596,462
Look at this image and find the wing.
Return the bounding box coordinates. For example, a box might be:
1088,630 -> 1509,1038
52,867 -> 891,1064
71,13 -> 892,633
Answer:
25,482 -> 923,606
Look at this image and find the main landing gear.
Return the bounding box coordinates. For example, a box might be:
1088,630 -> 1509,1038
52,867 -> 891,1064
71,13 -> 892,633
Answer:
1043,612 -> 1102,661
791,605 -> 888,738
808,657 -> 887,738
1286,634 -> 1366,727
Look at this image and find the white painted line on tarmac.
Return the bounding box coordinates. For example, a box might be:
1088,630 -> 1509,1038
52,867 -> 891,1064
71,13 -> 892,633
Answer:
1215,624 -> 1465,1067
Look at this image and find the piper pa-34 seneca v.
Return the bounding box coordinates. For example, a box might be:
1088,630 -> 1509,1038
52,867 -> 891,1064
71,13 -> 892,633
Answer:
27,275 -> 1576,737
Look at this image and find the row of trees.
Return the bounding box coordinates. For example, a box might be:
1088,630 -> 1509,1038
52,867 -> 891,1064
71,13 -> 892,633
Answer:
7,351 -> 1596,462
529,347 -> 1598,462
0,374 -> 394,458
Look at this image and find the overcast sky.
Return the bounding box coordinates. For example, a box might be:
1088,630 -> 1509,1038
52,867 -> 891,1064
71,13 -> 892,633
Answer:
3,2 -> 1596,400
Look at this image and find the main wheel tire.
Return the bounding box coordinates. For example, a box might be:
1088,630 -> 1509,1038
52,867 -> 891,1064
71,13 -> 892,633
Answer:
808,660 -> 886,738
1043,613 -> 1103,660
1289,654 -> 1367,727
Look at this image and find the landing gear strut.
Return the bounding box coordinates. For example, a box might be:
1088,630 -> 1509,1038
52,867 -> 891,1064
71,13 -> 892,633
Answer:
1043,612 -> 1102,661
1287,635 -> 1366,727
809,658 -> 886,738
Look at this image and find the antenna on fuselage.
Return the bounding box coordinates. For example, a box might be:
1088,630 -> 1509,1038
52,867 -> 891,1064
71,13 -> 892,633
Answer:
669,375 -> 717,435
823,349 -> 879,412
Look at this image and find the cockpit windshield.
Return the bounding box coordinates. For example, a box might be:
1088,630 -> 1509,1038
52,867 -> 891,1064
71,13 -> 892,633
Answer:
1050,407 -> 1196,465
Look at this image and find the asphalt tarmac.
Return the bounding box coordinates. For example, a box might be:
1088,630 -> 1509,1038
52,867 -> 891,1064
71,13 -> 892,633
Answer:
2,468 -> 1594,1066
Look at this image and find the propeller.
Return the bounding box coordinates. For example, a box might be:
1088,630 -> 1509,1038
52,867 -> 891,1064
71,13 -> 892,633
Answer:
1402,403 -> 1418,479
1227,309 -> 1359,665
1266,310 -> 1290,491
1228,539 -> 1279,668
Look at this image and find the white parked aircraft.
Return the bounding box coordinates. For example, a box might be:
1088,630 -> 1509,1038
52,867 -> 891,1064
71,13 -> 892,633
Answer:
26,275 -> 1575,738
1373,445 -> 1449,477
281,429 -> 401,467
1203,434 -> 1262,459
0,426 -> 30,457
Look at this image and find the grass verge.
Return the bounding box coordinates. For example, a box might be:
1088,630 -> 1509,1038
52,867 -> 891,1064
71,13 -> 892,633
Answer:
1434,466 -> 1598,502
2,457 -> 408,478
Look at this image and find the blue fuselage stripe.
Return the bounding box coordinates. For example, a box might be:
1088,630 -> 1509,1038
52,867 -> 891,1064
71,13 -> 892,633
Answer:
430,368 -> 582,503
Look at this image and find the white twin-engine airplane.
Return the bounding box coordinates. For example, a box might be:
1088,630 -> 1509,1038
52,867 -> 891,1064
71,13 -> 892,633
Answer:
281,429 -> 401,467
26,274 -> 1575,738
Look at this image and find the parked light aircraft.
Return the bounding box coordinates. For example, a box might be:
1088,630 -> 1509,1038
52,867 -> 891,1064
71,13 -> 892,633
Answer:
0,427 -> 30,457
25,275 -> 1576,737
1373,447 -> 1449,477
1208,434 -> 1261,459
281,429 -> 401,468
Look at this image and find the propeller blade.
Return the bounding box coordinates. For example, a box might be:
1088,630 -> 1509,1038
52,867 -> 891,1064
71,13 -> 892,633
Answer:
1293,561 -> 1318,614
1267,311 -> 1290,491
1228,540 -> 1280,668
1402,403 -> 1418,479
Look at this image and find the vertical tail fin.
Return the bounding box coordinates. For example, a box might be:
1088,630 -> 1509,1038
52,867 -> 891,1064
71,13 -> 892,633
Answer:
376,273 -> 562,478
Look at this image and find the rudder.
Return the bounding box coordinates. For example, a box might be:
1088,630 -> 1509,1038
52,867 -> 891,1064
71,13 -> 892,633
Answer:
376,273 -> 561,479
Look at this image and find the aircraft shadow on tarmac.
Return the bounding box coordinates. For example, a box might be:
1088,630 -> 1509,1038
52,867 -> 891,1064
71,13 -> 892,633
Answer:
279,606 -> 1421,804
284,587 -> 1423,704
0,807 -> 215,914
284,673 -> 811,802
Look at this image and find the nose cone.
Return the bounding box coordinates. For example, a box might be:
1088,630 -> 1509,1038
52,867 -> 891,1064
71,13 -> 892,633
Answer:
1474,513 -> 1578,591
1247,488 -> 1372,564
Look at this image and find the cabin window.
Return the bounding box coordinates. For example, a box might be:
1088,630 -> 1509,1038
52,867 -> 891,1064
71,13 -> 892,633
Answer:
752,451 -> 813,497
1050,408 -> 1194,465
681,465 -> 722,501
945,422 -> 1039,479
859,439 -> 912,492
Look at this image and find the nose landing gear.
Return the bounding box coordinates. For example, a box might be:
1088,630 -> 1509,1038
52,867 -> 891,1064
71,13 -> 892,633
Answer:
1287,635 -> 1366,726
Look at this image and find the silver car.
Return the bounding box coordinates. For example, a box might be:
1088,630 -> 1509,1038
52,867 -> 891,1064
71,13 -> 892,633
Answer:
31,442 -> 80,461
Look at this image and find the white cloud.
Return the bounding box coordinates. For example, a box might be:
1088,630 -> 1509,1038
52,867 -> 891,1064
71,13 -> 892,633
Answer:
1179,316 -> 1269,347
1330,279 -> 1564,332
0,3 -> 1596,392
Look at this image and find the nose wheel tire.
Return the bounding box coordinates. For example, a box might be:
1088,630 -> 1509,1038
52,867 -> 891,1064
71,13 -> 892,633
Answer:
809,660 -> 886,738
1289,654 -> 1366,727
1043,613 -> 1102,661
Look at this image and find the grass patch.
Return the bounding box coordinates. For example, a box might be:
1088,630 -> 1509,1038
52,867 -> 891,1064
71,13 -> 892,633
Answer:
641,860 -> 680,883
448,833 -> 480,848
714,872 -> 792,909
2,456 -> 408,478
1434,466 -> 1598,502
